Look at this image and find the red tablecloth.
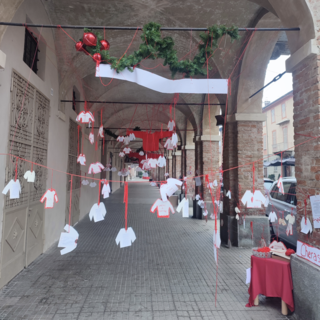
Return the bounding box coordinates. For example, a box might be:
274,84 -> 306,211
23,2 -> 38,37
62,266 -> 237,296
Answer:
246,255 -> 294,312
142,177 -> 149,180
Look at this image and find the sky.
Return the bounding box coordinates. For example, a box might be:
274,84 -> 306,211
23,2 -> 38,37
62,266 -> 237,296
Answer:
262,55 -> 293,105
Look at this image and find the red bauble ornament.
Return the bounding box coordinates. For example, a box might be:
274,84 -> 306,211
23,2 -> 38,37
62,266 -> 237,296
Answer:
100,40 -> 110,51
75,41 -> 84,52
83,32 -> 97,46
93,53 -> 101,66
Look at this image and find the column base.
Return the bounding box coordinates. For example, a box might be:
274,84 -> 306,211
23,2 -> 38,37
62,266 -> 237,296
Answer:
291,254 -> 320,320
221,215 -> 270,247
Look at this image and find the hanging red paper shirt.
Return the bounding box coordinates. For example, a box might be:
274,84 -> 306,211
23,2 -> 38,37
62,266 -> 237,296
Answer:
76,111 -> 94,124
40,189 -> 59,208
151,199 -> 175,218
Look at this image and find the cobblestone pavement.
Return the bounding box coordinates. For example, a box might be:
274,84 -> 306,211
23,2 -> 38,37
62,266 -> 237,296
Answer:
0,182 -> 292,319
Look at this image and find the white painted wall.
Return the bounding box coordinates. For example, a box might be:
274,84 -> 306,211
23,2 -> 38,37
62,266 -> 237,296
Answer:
0,0 -> 101,255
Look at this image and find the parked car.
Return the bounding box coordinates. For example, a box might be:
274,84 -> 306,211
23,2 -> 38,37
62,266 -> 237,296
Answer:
265,177 -> 297,249
264,178 -> 274,196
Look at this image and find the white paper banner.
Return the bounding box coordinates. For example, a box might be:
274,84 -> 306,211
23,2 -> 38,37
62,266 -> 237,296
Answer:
296,240 -> 320,267
96,65 -> 228,94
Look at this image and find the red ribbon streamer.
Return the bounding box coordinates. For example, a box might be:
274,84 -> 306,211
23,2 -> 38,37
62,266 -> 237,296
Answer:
68,175 -> 73,232
250,221 -> 253,239
124,182 -> 128,230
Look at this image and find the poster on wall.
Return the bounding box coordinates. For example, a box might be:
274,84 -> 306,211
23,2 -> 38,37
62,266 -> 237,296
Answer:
296,241 -> 320,267
310,195 -> 320,228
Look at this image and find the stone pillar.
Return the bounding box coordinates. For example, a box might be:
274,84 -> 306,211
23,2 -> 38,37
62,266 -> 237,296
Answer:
195,137 -> 203,197
175,150 -> 182,179
172,152 -> 176,178
181,146 -> 186,177
201,135 -> 221,202
168,151 -> 173,178
221,114 -> 269,247
185,144 -> 195,198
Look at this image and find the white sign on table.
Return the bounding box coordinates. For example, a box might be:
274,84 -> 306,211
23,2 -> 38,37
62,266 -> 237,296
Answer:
310,195 -> 320,228
296,241 -> 320,267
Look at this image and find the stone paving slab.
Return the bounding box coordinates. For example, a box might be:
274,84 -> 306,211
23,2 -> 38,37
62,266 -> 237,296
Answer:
0,183 -> 292,319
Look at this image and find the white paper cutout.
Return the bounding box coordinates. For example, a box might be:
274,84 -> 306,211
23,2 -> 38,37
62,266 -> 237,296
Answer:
76,111 -> 94,124
269,240 -> 287,251
118,168 -> 129,177
301,217 -> 313,234
164,138 -> 173,150
119,152 -> 125,157
160,178 -> 183,201
241,190 -> 266,208
40,189 -> 58,209
197,200 -> 205,209
310,195 -> 320,229
89,132 -> 94,144
24,170 -> 35,182
264,195 -> 269,207
157,156 -> 166,168
88,162 -> 105,174
96,64 -> 228,94
82,179 -> 89,186
235,207 -> 240,214
268,211 -> 278,223
235,214 -> 239,220
285,214 -> 295,236
246,268 -> 251,284
77,154 -> 86,166
129,133 -> 136,141
117,136 -> 124,142
58,224 -> 79,255
168,120 -> 175,131
151,199 -> 175,218
89,203 -> 107,222
123,147 -> 132,154
165,173 -> 169,177
219,202 -> 223,213
148,159 -> 158,168
139,151 -> 144,156
177,198 -> 189,218
102,183 -> 111,199
150,182 -> 157,187
98,125 -> 104,138
203,210 -> 208,217
115,227 -> 136,248
111,167 -> 117,172
195,194 -> 201,201
225,190 -> 231,199
171,133 -> 178,148
90,182 -> 97,188
277,177 -> 284,195
2,179 -> 21,199
213,231 -> 221,264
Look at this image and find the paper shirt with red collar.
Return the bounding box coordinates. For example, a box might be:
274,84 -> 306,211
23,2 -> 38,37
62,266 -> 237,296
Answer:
88,162 -> 105,174
123,136 -> 130,145
241,190 -> 266,208
117,136 -> 124,142
76,111 -> 94,124
77,154 -> 86,166
119,152 -> 125,157
148,158 -> 158,168
164,138 -> 173,150
40,189 -> 58,209
123,147 -> 132,154
160,178 -> 183,201
98,125 -> 104,138
151,199 -> 175,218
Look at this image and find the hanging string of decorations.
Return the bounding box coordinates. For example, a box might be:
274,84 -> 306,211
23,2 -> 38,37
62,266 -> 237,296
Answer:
75,22 -> 239,78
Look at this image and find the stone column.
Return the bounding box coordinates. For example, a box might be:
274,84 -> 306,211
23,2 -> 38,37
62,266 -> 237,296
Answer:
172,152 -> 176,178
175,150 -> 182,179
221,113 -> 269,247
194,137 -> 203,197
168,151 -> 173,178
185,144 -> 195,199
181,146 -> 186,177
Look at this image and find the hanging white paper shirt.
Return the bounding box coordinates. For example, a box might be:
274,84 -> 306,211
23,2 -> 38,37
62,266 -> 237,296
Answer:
168,120 -> 175,131
58,224 -> 79,255
241,190 -> 266,208
142,161 -> 150,170
151,199 -> 175,218
157,156 -> 166,168
24,170 -> 35,182
82,179 -> 89,186
102,183 -> 111,199
301,217 -> 313,234
171,133 -> 178,148
88,162 -> 105,174
123,147 -> 132,154
2,179 -> 21,199
148,159 -> 158,168
77,154 -> 86,166
285,214 -> 296,225
195,194 -> 201,200
129,133 -> 136,141
96,64 -> 228,94
277,177 -> 284,195
115,227 -> 136,248
123,136 -> 130,145
165,173 -> 169,177
150,182 -> 157,187
310,195 -> 320,229
90,182 -> 97,188
198,200 -> 205,209
98,125 -> 104,138
40,189 -> 59,209
139,151 -> 144,156
76,111 -> 94,124
213,231 -> 221,264
89,132 -> 94,144
235,207 -> 240,214
117,136 -> 124,142
89,203 -> 107,222
268,211 -> 278,223
111,167 -> 117,172
225,190 -> 231,199
164,138 -> 173,150
177,197 -> 189,218
119,152 -> 125,157
160,178 -> 183,201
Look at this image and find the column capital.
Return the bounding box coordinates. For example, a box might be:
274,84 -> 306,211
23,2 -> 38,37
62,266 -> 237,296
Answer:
201,135 -> 221,142
227,113 -> 266,122
286,39 -> 319,72
185,144 -> 195,150
175,151 -> 182,156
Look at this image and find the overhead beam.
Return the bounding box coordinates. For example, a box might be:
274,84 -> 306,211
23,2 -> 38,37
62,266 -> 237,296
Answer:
0,22 -> 300,32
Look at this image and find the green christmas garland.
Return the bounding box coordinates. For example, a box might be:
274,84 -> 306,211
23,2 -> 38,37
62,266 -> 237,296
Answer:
80,22 -> 239,78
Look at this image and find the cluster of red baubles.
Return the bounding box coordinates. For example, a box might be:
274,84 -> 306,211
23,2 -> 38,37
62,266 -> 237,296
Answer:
75,32 -> 110,65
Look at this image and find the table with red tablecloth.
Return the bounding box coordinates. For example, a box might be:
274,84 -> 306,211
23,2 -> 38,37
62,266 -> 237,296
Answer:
246,255 -> 294,312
